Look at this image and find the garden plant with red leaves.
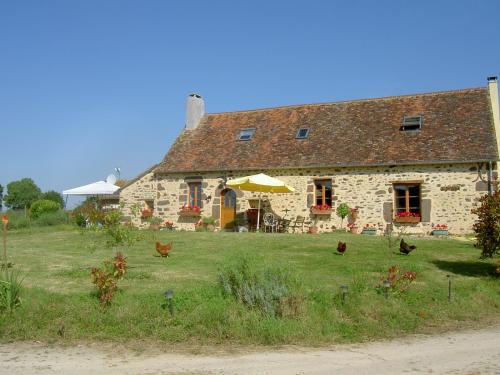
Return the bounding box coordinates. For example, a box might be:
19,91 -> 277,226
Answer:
180,204 -> 201,213
311,204 -> 331,211
379,265 -> 417,295
472,191 -> 500,258
91,252 -> 128,305
432,223 -> 448,230
395,212 -> 421,218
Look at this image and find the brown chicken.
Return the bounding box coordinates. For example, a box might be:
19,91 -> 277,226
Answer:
156,241 -> 173,257
400,239 -> 416,255
337,241 -> 347,255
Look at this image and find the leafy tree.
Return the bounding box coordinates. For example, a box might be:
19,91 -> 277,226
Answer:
336,203 -> 350,229
472,192 -> 500,258
0,184 -> 3,211
4,178 -> 41,210
42,190 -> 65,208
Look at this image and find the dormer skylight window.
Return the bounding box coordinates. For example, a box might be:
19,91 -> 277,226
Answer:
238,128 -> 255,141
296,128 -> 310,139
400,116 -> 422,131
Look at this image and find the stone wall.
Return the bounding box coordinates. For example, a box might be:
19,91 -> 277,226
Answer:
119,163 -> 495,234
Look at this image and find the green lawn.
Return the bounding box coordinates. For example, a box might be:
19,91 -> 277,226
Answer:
0,225 -> 498,346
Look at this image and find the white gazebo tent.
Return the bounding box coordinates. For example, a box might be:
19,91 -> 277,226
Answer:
62,180 -> 120,196
63,175 -> 120,209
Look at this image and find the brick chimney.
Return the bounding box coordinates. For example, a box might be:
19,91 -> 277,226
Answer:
488,77 -> 500,158
185,93 -> 205,130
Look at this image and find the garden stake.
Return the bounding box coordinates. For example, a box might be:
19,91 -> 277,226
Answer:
164,289 -> 174,317
340,285 -> 348,305
447,275 -> 452,302
2,215 -> 8,267
383,279 -> 390,299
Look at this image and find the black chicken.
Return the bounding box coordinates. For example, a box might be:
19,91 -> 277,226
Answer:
400,239 -> 417,255
337,241 -> 347,255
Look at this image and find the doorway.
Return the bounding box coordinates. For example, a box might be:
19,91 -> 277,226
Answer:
220,189 -> 237,229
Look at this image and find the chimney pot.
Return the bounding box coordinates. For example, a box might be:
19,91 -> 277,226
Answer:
185,93 -> 205,130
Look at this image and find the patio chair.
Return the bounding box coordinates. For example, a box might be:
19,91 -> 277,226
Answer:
263,213 -> 278,233
278,218 -> 291,233
290,216 -> 306,233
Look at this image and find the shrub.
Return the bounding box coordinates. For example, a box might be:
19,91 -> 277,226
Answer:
91,252 -> 127,305
336,203 -> 350,228
0,268 -> 23,313
472,192 -> 500,258
378,265 -> 417,295
30,199 -> 61,219
41,190 -> 65,208
4,211 -> 30,230
33,210 -> 69,226
218,257 -> 302,317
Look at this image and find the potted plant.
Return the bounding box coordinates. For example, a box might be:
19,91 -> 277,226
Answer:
432,223 -> 449,236
310,204 -> 332,215
394,212 -> 421,223
164,220 -> 174,231
148,216 -> 162,230
308,217 -> 319,234
336,203 -> 350,229
202,216 -> 216,231
179,204 -> 201,217
141,208 -> 153,218
347,222 -> 358,234
361,224 -> 377,235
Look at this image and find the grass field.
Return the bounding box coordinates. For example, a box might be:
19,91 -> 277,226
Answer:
0,225 -> 498,346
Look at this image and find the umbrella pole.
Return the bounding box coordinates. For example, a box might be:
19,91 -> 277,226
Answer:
256,194 -> 261,232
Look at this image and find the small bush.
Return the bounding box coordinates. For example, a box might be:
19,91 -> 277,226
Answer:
218,257 -> 302,317
378,265 -> 417,295
0,268 -> 23,313
472,192 -> 500,258
4,211 -> 30,230
30,199 -> 60,219
91,252 -> 127,305
33,210 -> 69,226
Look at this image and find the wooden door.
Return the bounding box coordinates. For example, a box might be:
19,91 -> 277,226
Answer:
220,189 -> 237,229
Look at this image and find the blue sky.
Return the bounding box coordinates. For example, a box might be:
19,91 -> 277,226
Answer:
1,0 -> 499,206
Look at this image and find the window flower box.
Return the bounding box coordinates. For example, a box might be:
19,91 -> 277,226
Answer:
310,205 -> 332,215
179,205 -> 201,217
394,212 -> 420,223
361,225 -> 377,235
432,224 -> 448,236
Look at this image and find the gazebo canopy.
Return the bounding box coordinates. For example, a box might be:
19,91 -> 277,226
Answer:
63,180 -> 120,196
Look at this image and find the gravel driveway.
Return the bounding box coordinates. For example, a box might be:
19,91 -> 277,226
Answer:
1,326 -> 499,374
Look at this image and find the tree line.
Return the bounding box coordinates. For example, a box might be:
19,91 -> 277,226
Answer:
0,178 -> 64,211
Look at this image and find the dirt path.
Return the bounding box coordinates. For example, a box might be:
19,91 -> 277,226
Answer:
1,326 -> 499,375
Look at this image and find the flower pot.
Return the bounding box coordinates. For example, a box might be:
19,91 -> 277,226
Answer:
361,228 -> 377,235
179,210 -> 201,217
432,229 -> 449,236
149,223 -> 160,231
310,208 -> 332,215
349,227 -> 359,234
394,216 -> 420,224
206,224 -> 215,232
308,226 -> 319,234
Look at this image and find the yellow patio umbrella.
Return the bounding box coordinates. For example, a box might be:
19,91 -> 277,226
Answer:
226,173 -> 295,231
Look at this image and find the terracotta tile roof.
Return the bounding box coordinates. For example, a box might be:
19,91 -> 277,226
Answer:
156,87 -> 498,173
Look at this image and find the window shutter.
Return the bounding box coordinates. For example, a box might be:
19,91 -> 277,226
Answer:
421,199 -> 431,222
383,202 -> 393,222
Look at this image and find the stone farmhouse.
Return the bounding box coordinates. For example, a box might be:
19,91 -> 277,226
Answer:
119,77 -> 500,234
